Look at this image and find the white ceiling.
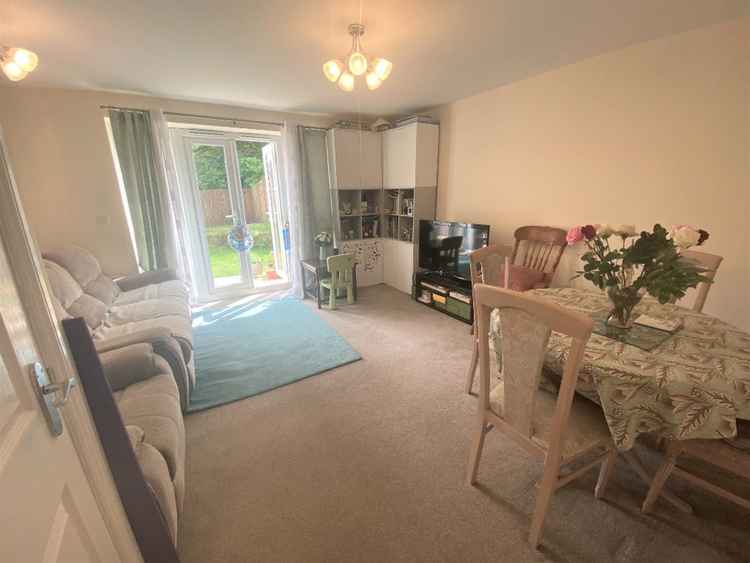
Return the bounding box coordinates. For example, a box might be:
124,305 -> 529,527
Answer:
1,0 -> 747,116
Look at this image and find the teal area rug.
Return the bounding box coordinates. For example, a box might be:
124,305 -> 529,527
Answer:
187,298 -> 361,412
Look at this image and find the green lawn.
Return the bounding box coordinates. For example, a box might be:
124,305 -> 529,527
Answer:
205,223 -> 275,279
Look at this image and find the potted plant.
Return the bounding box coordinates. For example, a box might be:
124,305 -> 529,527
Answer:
314,231 -> 333,262
566,224 -> 710,328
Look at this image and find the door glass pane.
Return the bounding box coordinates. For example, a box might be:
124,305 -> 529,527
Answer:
237,140 -> 284,285
192,144 -> 241,288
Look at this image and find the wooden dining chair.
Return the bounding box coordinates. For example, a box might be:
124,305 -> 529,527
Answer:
467,284 -> 618,548
642,421 -> 750,514
511,226 -> 568,288
465,244 -> 513,394
676,250 -> 723,313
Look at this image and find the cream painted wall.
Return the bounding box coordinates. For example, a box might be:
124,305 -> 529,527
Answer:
0,87 -> 331,275
435,18 -> 749,329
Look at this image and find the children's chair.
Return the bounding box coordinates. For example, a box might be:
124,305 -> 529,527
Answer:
320,254 -> 356,310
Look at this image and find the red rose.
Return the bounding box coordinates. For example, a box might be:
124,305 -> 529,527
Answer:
581,225 -> 597,240
697,229 -> 709,245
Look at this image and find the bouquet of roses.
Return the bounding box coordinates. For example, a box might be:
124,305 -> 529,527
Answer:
565,223 -> 710,327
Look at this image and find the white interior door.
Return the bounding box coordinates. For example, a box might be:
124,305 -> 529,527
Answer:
0,145 -> 126,561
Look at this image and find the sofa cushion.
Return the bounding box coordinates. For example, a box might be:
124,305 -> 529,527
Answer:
109,298 -> 192,326
113,372 -> 186,515
499,265 -> 548,292
44,246 -> 120,305
43,260 -> 107,329
94,315 -> 193,355
115,280 -> 189,306
113,373 -> 184,480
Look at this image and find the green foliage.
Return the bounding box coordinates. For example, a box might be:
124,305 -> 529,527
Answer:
193,141 -> 266,190
577,224 -> 710,304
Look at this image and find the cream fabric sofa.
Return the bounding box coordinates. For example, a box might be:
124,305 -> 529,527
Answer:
43,245 -> 195,410
99,341 -> 185,545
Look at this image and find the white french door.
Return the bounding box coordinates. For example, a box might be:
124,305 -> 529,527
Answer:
172,129 -> 289,300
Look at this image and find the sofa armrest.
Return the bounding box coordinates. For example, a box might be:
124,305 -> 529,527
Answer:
99,343 -> 171,392
95,328 -> 191,411
116,268 -> 178,292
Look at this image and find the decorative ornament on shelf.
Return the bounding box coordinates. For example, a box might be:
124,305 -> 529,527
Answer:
314,231 -> 333,262
227,223 -> 254,252
323,23 -> 392,92
566,223 -> 710,329
1,46 -> 39,82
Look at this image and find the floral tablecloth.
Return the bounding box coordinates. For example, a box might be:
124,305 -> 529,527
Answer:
490,287 -> 750,450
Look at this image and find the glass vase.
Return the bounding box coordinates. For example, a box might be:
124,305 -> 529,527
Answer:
319,246 -> 328,262
606,286 -> 642,329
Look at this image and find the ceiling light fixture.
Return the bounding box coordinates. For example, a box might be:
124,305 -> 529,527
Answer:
323,24 -> 392,92
1,46 -> 39,82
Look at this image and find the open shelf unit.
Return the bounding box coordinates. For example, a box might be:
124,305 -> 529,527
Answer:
383,189 -> 415,242
326,122 -> 439,294
382,187 -> 435,244
336,189 -> 382,241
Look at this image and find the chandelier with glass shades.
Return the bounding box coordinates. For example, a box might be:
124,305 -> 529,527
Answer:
1,46 -> 39,81
323,23 -> 392,92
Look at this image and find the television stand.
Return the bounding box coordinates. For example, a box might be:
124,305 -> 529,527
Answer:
413,270 -> 473,324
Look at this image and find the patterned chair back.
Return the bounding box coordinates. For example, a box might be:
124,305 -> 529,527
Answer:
474,284 -> 593,441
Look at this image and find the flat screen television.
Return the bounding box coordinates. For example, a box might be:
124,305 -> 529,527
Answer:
418,220 -> 490,280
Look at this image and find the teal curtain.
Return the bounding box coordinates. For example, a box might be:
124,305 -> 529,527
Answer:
108,109 -> 168,271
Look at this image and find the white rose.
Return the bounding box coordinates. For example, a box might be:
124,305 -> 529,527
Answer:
670,225 -> 700,249
597,224 -> 614,236
612,224 -> 637,237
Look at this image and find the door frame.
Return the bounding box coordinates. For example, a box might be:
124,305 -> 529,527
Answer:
0,127 -> 142,561
171,127 -> 291,302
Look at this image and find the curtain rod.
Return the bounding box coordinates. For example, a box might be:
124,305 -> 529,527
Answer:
99,106 -> 284,128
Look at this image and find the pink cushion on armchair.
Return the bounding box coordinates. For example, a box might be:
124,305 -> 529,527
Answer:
499,265 -> 547,291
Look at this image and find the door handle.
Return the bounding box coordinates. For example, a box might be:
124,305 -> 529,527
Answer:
29,362 -> 77,437
42,377 -> 77,407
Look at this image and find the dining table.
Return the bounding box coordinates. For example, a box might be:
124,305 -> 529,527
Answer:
490,287 -> 750,512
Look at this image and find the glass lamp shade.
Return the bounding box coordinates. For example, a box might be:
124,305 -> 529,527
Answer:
8,48 -> 38,72
347,51 -> 368,76
337,71 -> 355,92
365,72 -> 382,91
372,58 -> 392,81
1,60 -> 27,82
322,59 -> 343,82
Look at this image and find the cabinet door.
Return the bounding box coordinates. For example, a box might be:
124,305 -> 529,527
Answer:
342,239 -> 383,286
383,239 -> 415,294
330,129 -> 363,189
383,125 -> 417,188
360,131 -> 382,189
414,123 -> 439,187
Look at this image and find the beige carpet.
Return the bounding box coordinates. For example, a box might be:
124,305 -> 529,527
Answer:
180,285 -> 748,563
